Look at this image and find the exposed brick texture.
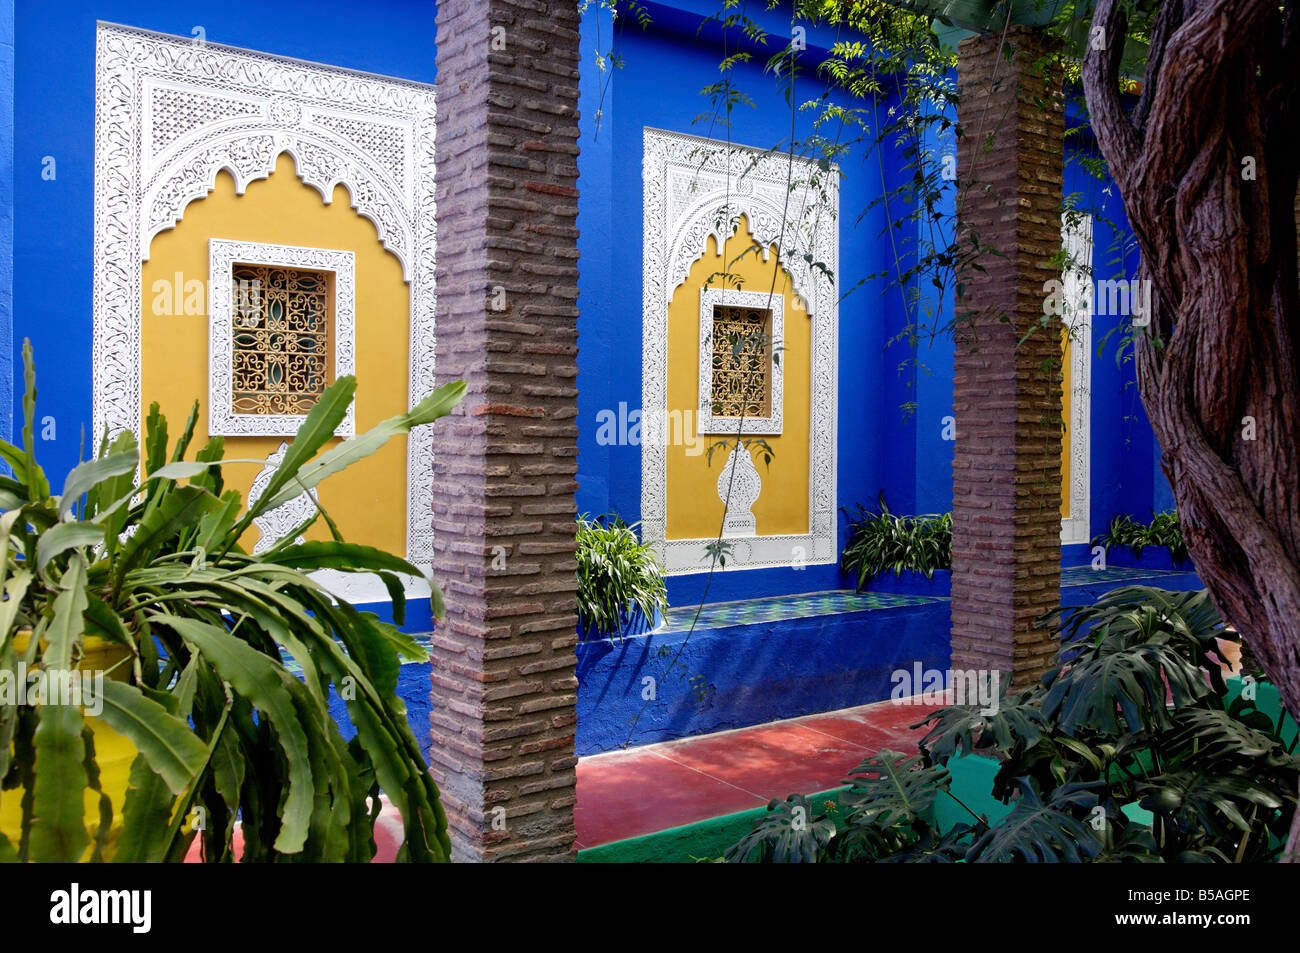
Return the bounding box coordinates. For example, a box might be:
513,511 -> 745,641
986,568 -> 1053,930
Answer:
951,27 -> 1065,689
431,0 -> 581,862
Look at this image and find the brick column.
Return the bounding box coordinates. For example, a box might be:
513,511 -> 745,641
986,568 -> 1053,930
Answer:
951,26 -> 1064,689
429,0 -> 582,862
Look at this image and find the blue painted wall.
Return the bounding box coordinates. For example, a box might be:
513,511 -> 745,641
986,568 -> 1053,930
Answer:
574,6 -> 1164,607
9,1 -> 437,621
0,0 -> 12,443
7,0 -> 1174,620
576,0 -> 913,606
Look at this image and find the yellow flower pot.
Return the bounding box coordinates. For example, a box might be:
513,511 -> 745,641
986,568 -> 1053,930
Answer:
1,631 -> 138,861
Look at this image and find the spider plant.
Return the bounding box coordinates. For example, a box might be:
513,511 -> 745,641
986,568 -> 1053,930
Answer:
0,340 -> 464,862
575,514 -> 667,640
839,493 -> 952,591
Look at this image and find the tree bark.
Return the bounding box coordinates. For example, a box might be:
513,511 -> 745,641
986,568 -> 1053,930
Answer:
1082,0 -> 1300,860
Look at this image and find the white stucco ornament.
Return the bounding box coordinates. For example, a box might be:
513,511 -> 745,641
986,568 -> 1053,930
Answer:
716,444 -> 762,537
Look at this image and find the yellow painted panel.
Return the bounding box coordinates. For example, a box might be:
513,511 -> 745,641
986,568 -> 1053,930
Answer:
141,153 -> 410,556
665,215 -> 810,540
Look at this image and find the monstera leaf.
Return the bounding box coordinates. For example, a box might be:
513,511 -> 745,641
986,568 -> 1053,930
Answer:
965,780 -> 1104,863
725,794 -> 837,864
915,691 -> 1045,764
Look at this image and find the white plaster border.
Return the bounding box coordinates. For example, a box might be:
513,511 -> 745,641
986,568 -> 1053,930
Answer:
93,23 -> 438,575
642,127 -> 838,574
1061,214 -> 1093,546
697,286 -> 783,435
208,239 -> 356,438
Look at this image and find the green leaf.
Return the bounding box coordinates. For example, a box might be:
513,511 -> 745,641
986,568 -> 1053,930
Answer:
115,754 -> 178,863
159,614 -> 316,854
254,379 -> 466,514
35,523 -> 106,579
43,553 -> 88,671
60,451 -> 139,521
28,704 -> 89,863
240,376 -> 359,528
96,680 -> 210,796
263,540 -> 423,577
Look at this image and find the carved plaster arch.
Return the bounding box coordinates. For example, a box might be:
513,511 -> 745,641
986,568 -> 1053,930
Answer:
642,128 -> 839,574
142,128 -> 416,280
93,23 -> 438,582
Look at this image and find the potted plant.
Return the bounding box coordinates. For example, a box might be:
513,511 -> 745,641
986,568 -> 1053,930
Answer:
575,514 -> 667,641
1092,511 -> 1191,570
839,494 -> 952,596
0,341 -> 464,862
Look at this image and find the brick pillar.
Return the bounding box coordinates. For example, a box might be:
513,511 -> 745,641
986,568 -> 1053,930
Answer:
951,26 -> 1064,689
429,0 -> 582,862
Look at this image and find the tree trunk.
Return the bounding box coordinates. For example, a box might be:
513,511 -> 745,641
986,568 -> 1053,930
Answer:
1082,0 -> 1300,860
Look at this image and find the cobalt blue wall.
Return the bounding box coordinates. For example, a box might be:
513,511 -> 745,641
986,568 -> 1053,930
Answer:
11,0 -> 436,494
574,6 -> 1164,606
576,0 -> 914,606
0,0 -> 12,443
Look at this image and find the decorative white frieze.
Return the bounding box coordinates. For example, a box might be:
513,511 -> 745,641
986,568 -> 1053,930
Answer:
93,23 -> 437,570
642,128 -> 838,574
1061,214 -> 1093,546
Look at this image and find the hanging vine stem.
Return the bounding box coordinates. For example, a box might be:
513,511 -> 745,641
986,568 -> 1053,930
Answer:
609,0 -> 1149,748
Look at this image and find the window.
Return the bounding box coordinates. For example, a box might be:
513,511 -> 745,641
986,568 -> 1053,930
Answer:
696,286 -> 783,434
231,264 -> 332,416
710,303 -> 772,419
208,239 -> 355,437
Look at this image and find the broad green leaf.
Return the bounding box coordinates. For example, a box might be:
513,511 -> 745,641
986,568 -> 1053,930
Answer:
240,376 -> 359,529
96,680 -> 209,796
255,379 -> 465,514
263,540 -> 423,577
0,569 -> 33,652
114,754 -> 177,863
43,554 -> 88,671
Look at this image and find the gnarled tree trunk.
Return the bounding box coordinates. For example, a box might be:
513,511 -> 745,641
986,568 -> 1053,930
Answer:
1082,0 -> 1300,860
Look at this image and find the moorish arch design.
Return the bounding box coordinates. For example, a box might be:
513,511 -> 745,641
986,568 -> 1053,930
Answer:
642,128 -> 839,573
93,23 -> 437,574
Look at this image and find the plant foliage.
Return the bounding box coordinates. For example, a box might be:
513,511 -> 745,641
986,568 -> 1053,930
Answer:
839,493 -> 951,590
575,514 -> 668,639
1093,511 -> 1188,565
726,585 -> 1299,863
0,340 -> 465,862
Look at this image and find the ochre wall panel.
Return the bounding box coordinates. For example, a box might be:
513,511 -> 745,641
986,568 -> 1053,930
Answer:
141,153 -> 410,555
665,215 -> 810,540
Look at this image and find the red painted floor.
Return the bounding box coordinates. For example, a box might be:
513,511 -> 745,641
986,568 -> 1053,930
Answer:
185,696 -> 946,860
574,695 -> 947,849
